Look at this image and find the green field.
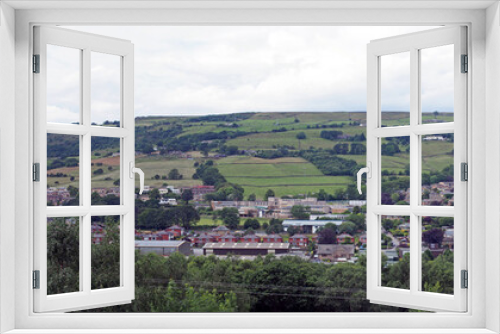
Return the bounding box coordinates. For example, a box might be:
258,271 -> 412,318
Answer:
215,156 -> 353,199
48,112 -> 454,198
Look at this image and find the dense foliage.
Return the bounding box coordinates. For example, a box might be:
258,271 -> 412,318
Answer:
300,151 -> 359,176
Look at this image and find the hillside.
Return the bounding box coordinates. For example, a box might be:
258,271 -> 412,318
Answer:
46,111 -> 454,201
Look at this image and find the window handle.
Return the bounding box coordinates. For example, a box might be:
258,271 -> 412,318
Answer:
129,162 -> 145,195
357,162 -> 371,195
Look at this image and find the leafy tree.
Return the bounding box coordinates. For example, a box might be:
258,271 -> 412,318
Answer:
93,168 -> 104,175
317,189 -> 328,201
332,143 -> 349,155
219,207 -> 240,229
244,218 -> 260,230
318,227 -> 336,244
266,218 -> 284,234
181,189 -> 194,204
287,226 -> 301,236
47,218 -> 80,295
296,132 -> 307,140
149,188 -> 160,201
291,205 -> 310,220
264,189 -> 275,200
347,213 -> 366,231
349,143 -> 366,155
338,221 -> 357,235
164,206 -> 200,230
247,193 -> 256,201
91,216 -> 120,290
168,168 -> 182,180
422,228 -> 444,245
381,142 -> 401,156
320,130 -> 343,140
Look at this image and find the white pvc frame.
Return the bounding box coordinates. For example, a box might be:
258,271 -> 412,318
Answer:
366,26 -> 467,312
33,26 -> 135,312
7,6 -> 491,333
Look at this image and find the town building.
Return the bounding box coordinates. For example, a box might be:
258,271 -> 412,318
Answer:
135,240 -> 191,256
317,244 -> 355,261
336,233 -> 355,244
240,234 -> 261,243
262,234 -> 283,243
202,242 -> 290,256
166,225 -> 184,237
289,234 -> 309,248
282,219 -> 343,233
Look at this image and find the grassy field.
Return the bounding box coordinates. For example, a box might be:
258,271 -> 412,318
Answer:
48,112 -> 454,195
215,156 -> 353,199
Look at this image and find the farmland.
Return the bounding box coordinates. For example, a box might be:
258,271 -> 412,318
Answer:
47,111 -> 454,200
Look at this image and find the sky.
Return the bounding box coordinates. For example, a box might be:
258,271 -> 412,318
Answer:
47,25 -> 454,124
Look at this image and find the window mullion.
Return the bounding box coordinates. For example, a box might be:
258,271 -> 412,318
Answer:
409,47 -> 420,294
82,48 -> 92,294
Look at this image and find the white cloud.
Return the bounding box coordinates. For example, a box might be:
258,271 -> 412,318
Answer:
55,25 -> 447,120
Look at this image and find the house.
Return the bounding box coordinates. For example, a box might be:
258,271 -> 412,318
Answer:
212,225 -> 230,235
218,234 -> 239,243
336,233 -> 355,244
203,242 -> 290,256
384,249 -> 399,265
190,185 -> 215,200
238,207 -> 259,218
160,198 -> 177,206
262,234 -> 283,243
289,234 -> 309,248
166,225 -> 184,237
359,233 -> 367,244
192,233 -> 216,246
398,223 -> 411,231
317,244 -> 355,261
155,230 -> 174,241
240,235 -> 261,243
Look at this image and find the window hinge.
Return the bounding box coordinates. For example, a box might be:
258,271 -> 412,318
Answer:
461,54 -> 468,73
461,270 -> 468,289
33,270 -> 40,289
33,163 -> 40,182
33,54 -> 40,73
461,162 -> 468,181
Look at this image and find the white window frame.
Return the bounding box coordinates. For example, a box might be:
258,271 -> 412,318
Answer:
366,26 -> 467,312
0,2 -> 498,333
33,26 -> 136,312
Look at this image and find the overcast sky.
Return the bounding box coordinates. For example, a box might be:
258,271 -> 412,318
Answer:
48,25 -> 453,123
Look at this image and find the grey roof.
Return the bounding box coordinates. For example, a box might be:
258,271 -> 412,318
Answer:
203,242 -> 290,250
283,220 -> 343,226
212,225 -> 229,231
135,240 -> 186,248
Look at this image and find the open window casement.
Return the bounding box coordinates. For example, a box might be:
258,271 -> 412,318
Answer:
364,26 -> 467,312
33,26 -> 138,312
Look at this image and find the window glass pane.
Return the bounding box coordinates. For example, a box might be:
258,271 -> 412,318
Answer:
421,216 -> 454,294
92,216 -> 121,290
91,52 -> 121,127
91,137 -> 121,205
47,217 -> 80,295
421,134 -> 454,206
380,52 -> 410,127
381,215 -> 410,290
421,45 -> 454,124
47,45 -> 81,124
381,136 -> 410,205
47,133 -> 80,206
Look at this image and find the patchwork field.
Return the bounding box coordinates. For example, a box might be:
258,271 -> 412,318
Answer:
47,112 -> 455,199
216,156 -> 353,199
